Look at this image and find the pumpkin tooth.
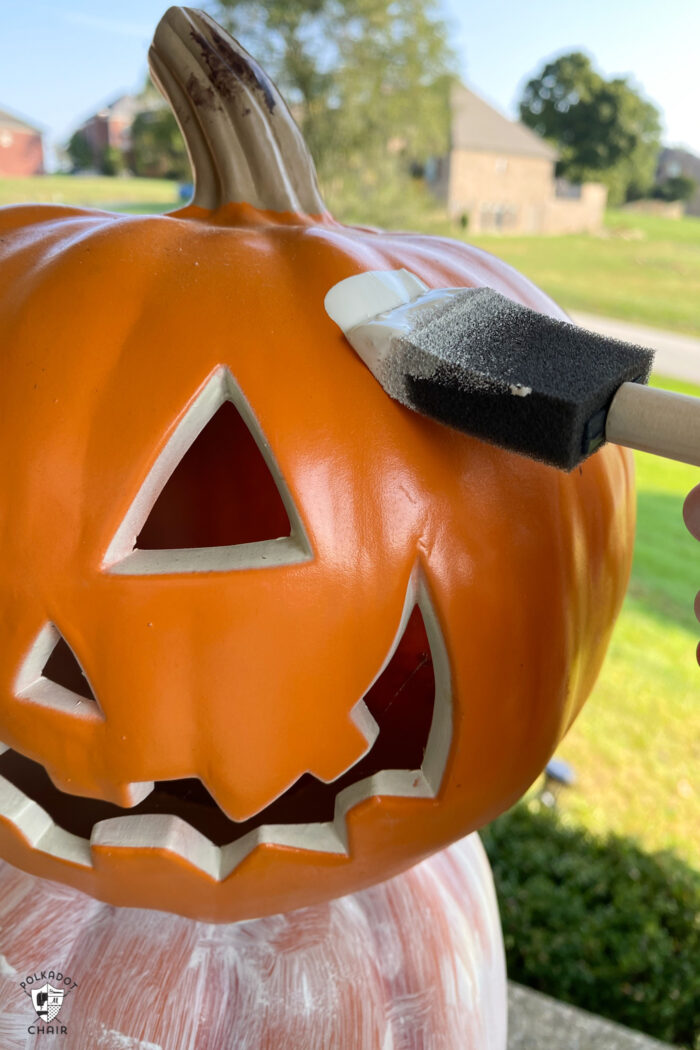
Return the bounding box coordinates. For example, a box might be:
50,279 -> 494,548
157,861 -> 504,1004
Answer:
0,775 -> 91,867
91,813 -> 221,880
349,700 -> 379,750
219,823 -> 347,879
123,781 -> 156,807
90,812 -> 348,881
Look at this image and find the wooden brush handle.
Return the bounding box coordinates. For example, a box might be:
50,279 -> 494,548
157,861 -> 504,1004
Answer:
606,383 -> 700,466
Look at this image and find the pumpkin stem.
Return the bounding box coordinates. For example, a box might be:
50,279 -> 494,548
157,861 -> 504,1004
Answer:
149,7 -> 327,215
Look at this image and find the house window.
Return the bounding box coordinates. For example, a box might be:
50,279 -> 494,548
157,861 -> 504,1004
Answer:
480,202 -> 518,231
0,131 -> 13,149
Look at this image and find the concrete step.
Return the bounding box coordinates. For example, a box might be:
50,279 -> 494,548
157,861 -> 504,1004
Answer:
507,982 -> 678,1050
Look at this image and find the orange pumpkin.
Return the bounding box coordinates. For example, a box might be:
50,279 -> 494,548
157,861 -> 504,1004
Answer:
0,7 -> 635,922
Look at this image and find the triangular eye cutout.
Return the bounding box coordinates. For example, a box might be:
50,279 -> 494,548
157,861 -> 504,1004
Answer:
136,400 -> 291,551
42,634 -> 97,703
103,367 -> 313,574
14,623 -> 103,721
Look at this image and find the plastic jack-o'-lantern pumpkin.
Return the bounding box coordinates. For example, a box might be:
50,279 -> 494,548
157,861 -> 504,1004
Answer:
0,7 -> 635,924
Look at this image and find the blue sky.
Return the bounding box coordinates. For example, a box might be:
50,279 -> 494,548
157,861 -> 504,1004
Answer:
0,0 -> 698,165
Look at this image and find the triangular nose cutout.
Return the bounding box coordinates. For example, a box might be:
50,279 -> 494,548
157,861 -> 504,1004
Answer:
103,367 -> 313,574
14,623 -> 103,721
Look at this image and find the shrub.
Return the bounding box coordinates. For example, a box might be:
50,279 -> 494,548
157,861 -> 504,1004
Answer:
481,802 -> 700,1047
652,174 -> 697,203
101,146 -> 124,177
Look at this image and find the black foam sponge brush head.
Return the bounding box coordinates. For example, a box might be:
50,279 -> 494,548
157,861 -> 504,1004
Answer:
392,288 -> 654,470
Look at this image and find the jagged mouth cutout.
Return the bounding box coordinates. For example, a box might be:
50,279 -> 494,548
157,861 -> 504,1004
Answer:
1,366 -> 452,880
1,575 -> 451,880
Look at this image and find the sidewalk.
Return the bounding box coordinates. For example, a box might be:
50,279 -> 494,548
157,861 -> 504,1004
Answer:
507,983 -> 677,1050
570,311 -> 700,385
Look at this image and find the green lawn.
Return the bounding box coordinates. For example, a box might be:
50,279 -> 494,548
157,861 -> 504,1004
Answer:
470,212 -> 700,338
0,173 -> 179,211
332,180 -> 700,337
553,374 -> 700,867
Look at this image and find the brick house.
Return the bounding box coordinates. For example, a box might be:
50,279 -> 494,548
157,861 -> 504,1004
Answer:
429,83 -> 606,235
656,147 -> 700,217
73,95 -> 142,169
0,108 -> 44,176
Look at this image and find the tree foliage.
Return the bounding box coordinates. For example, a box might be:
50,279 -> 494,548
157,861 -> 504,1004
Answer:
130,107 -> 191,181
519,52 -> 662,205
100,145 -> 125,177
211,0 -> 455,208
66,130 -> 93,172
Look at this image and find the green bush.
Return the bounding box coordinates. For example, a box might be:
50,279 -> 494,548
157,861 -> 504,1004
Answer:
481,802 -> 700,1047
100,146 -> 124,177
653,175 -> 697,203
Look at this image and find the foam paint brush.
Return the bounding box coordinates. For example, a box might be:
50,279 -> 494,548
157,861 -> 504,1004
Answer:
324,269 -> 700,471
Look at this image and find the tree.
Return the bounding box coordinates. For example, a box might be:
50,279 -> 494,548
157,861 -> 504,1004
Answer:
519,53 -> 662,205
67,130 -> 93,172
101,145 -> 124,177
130,107 -> 191,181
211,0 -> 456,210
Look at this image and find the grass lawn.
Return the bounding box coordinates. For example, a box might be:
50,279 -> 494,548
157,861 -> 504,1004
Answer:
0,173 -> 179,211
469,212 -> 700,338
333,181 -> 700,337
553,373 -> 700,868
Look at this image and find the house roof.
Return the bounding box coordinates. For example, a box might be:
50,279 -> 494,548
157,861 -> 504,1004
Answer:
0,106 -> 42,134
102,95 -> 142,119
81,95 -> 142,126
658,146 -> 700,180
451,83 -> 557,161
